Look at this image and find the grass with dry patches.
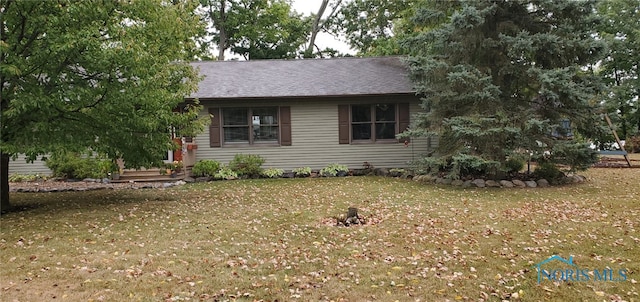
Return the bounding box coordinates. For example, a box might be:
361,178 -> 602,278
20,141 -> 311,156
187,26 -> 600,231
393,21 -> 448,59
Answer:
1,168 -> 639,302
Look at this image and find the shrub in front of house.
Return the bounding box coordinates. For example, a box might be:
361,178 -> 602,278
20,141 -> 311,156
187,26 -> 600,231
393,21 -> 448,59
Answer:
504,156 -> 525,174
45,151 -> 110,179
192,159 -> 222,177
533,162 -> 564,181
262,168 -> 284,178
8,173 -> 47,182
293,166 -> 312,177
320,163 -> 349,177
228,154 -> 265,178
214,166 -> 238,180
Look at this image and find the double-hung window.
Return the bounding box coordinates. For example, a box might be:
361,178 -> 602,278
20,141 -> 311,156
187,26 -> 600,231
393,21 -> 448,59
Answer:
351,104 -> 397,141
222,107 -> 279,144
338,103 -> 410,144
208,106 -> 291,148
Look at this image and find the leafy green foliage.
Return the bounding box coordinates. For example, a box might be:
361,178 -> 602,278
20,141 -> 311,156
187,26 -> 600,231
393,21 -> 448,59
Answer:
191,159 -> 222,177
533,162 -> 564,181
546,142 -> 600,172
329,0 -> 416,55
98,160 -> 119,176
45,151 -> 111,179
597,0 -> 640,140
449,154 -> 499,180
262,168 -> 284,178
1,0 -> 208,207
293,166 -> 312,177
228,154 -> 265,177
8,174 -> 47,182
214,166 -> 238,180
320,163 -> 349,177
404,0 -> 607,179
504,157 -> 525,174
199,0 -> 310,60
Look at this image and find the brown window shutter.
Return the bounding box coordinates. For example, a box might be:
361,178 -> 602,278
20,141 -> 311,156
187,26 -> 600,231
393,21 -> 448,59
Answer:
338,105 -> 350,144
208,107 -> 221,147
397,103 -> 410,143
279,106 -> 292,146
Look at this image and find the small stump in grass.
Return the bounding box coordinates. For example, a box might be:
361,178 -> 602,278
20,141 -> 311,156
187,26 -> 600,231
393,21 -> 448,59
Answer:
336,207 -> 366,226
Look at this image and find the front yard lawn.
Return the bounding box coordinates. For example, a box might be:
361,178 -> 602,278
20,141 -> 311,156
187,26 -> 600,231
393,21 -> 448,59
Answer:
1,168 -> 638,301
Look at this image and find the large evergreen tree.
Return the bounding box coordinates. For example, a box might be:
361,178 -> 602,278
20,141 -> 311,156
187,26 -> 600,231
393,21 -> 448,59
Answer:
402,0 -> 607,179
1,0 -> 206,210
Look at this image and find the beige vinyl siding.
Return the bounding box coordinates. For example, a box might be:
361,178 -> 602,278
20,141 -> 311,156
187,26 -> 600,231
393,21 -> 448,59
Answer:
194,96 -> 435,170
8,155 -> 52,175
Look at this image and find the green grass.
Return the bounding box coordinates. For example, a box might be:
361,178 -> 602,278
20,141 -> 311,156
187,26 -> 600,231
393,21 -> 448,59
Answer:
1,168 -> 639,301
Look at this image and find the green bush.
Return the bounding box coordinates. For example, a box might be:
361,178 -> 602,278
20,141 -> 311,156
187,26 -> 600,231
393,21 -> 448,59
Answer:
548,142 -> 599,171
293,166 -> 311,177
9,174 -> 45,182
45,151 -> 110,179
534,162 -> 564,180
410,156 -> 448,175
450,154 -> 499,180
503,157 -> 525,174
214,166 -> 238,180
320,163 -> 349,177
191,159 -> 221,177
262,168 -> 284,178
228,154 -> 265,177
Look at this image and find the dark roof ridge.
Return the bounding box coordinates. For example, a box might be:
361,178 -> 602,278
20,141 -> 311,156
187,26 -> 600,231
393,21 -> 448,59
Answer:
190,55 -> 406,64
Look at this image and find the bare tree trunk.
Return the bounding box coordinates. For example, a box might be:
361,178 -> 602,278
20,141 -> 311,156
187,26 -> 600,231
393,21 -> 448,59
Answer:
1,151 -> 11,213
304,0 -> 341,58
304,0 -> 329,58
217,0 -> 227,61
0,0 -> 10,213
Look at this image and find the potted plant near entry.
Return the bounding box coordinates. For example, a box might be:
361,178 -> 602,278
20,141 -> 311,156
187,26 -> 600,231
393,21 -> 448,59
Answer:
167,160 -> 183,178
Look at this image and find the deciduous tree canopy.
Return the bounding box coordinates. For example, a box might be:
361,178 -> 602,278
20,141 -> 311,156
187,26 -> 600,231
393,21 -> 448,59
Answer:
199,0 -> 309,60
329,0 -> 415,56
1,0 -> 207,210
597,0 -> 640,140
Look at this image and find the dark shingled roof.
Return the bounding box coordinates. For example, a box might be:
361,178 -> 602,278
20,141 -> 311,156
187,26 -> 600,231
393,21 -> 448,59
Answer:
188,56 -> 414,99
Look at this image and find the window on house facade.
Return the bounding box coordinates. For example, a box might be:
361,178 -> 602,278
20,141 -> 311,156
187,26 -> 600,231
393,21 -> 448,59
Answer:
209,106 -> 291,148
351,104 -> 397,141
222,107 -> 279,144
338,102 -> 410,144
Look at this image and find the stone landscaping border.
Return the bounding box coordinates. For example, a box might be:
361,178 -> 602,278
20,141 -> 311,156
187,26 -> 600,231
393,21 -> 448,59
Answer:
9,168 -> 587,193
412,174 -> 587,188
9,179 -> 186,193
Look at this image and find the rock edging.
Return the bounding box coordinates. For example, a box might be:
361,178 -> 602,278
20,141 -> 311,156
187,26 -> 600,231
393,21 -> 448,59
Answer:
412,174 -> 586,188
9,179 -> 187,193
